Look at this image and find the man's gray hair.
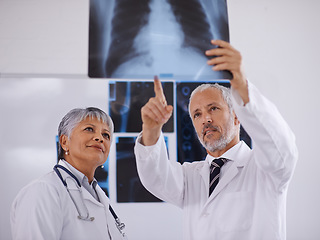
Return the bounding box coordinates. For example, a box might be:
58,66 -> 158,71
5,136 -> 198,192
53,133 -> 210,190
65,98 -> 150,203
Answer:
57,107 -> 114,160
188,83 -> 233,117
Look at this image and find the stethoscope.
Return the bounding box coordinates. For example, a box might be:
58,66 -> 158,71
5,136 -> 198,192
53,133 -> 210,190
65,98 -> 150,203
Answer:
53,164 -> 126,238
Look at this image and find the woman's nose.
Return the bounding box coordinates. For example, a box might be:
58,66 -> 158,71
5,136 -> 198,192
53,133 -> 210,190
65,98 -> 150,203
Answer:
94,136 -> 103,143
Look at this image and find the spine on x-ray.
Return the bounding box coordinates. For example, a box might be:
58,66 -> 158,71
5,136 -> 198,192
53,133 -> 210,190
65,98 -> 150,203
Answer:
106,0 -> 151,78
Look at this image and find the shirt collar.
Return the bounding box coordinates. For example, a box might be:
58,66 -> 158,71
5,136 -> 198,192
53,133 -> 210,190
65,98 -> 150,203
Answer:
61,160 -> 97,187
206,141 -> 243,165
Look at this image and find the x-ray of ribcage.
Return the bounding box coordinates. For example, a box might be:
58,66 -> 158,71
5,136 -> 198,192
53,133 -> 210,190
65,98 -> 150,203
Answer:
89,0 -> 231,80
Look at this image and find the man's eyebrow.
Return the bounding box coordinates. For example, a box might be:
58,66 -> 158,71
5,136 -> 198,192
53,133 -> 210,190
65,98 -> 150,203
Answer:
192,108 -> 201,115
207,101 -> 221,107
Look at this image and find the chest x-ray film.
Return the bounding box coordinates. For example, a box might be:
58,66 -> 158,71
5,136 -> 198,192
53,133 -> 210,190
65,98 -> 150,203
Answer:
89,0 -> 231,80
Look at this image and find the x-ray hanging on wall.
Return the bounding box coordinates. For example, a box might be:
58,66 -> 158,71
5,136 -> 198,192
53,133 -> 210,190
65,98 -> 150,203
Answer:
109,80 -> 174,133
116,136 -> 165,203
107,80 -> 252,203
88,0 -> 231,80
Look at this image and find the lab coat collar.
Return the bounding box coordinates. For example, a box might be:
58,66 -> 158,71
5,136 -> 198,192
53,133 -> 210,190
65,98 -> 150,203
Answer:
58,160 -> 103,206
199,141 -> 246,189
81,187 -> 105,207
60,160 -> 98,188
205,140 -> 242,165
200,141 -> 251,210
95,185 -> 111,207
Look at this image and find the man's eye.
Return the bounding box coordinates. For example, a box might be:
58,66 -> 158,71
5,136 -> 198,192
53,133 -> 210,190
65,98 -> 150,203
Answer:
102,133 -> 110,140
210,107 -> 218,111
194,113 -> 200,119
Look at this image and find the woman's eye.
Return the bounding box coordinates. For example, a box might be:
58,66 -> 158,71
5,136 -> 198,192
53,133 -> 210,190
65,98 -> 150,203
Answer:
84,127 -> 94,132
102,133 -> 110,140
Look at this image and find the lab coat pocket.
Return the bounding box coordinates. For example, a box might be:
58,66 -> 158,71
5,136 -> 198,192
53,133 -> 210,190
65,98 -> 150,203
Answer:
216,191 -> 254,232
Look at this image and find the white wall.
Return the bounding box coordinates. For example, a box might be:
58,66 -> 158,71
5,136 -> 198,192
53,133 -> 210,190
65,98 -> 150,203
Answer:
1,0 -> 320,240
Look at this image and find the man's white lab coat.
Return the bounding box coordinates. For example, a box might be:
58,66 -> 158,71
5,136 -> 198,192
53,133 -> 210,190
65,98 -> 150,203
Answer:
134,81 -> 298,240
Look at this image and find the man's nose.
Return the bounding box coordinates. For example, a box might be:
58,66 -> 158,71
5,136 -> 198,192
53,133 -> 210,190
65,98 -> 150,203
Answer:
202,113 -> 212,124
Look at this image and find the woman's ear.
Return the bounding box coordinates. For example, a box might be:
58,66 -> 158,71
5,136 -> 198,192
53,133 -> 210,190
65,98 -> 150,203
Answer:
59,135 -> 69,151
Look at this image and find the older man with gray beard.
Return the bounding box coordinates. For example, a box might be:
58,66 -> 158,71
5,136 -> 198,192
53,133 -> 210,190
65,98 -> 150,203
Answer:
134,40 -> 298,240
189,82 -> 239,155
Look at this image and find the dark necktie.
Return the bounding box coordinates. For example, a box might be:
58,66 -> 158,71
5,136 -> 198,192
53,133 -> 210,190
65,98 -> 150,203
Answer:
209,158 -> 227,196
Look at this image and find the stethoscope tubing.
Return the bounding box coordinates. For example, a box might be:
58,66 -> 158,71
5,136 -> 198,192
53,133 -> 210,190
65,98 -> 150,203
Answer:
53,164 -> 126,235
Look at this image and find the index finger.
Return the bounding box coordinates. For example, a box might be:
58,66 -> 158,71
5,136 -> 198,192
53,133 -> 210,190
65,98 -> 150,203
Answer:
153,76 -> 167,105
209,40 -> 235,51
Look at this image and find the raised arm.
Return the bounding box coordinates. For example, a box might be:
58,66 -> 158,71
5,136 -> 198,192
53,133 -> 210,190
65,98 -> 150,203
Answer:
205,40 -> 249,105
206,40 -> 297,184
141,76 -> 173,146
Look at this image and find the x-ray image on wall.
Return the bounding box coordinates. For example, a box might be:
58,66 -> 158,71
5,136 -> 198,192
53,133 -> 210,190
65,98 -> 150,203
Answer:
109,81 -> 174,133
176,81 -> 252,163
116,136 -> 165,203
101,80 -> 251,202
89,0 -> 231,80
95,160 -> 110,196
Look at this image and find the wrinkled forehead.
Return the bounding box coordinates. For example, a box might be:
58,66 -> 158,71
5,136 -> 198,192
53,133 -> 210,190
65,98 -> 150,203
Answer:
189,88 -> 225,111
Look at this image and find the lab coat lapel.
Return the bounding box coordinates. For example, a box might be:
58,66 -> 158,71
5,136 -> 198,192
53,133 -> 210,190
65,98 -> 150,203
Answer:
82,186 -> 105,207
202,142 -> 251,210
198,156 -> 240,203
201,162 -> 241,211
210,162 -> 240,199
95,186 -> 110,207
199,161 -> 210,192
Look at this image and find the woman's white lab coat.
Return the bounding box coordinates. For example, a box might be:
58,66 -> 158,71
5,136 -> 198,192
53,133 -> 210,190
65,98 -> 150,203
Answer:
11,161 -> 126,240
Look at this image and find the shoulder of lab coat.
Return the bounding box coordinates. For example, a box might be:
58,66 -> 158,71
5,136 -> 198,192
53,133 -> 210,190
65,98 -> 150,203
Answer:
10,171 -> 65,240
230,80 -> 298,191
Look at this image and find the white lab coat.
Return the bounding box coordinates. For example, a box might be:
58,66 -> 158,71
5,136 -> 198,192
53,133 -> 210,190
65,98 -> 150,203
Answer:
134,81 -> 298,240
11,161 -> 126,240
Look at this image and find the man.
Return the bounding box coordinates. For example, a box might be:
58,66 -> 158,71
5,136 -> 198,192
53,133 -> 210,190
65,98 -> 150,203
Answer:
134,40 -> 298,240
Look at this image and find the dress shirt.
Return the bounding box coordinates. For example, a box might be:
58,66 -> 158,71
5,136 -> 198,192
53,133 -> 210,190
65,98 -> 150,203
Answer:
206,141 -> 242,180
63,160 -> 100,201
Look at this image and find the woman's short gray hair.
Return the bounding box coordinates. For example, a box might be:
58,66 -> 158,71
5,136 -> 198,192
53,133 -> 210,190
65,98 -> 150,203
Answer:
188,83 -> 233,117
57,107 -> 114,160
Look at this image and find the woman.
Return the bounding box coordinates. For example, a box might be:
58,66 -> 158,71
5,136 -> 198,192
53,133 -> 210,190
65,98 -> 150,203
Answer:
11,107 -> 127,240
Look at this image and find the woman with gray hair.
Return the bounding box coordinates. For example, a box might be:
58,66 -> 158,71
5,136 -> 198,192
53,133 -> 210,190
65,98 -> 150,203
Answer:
11,107 -> 127,240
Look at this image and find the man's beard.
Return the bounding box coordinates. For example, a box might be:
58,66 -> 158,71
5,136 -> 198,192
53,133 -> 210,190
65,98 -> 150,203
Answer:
197,117 -> 236,153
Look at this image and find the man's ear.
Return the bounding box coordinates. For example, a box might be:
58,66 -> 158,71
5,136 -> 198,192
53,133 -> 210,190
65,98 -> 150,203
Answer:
233,111 -> 240,126
59,135 -> 69,151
